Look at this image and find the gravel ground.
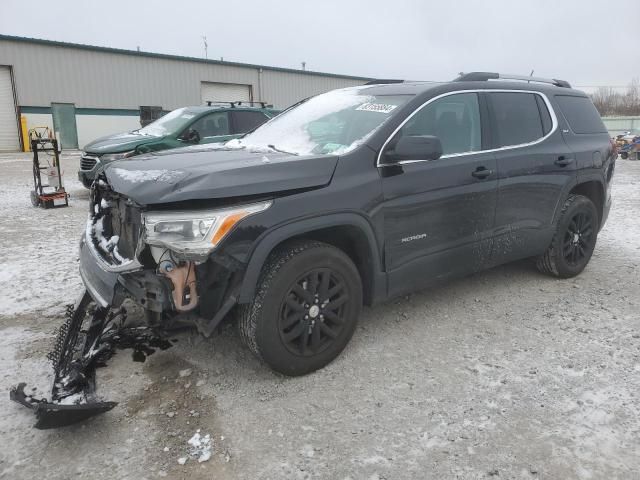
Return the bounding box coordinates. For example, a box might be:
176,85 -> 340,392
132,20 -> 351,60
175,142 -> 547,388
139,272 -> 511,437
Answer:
0,152 -> 638,480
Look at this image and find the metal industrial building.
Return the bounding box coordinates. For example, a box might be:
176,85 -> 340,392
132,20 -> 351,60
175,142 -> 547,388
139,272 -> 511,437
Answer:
0,35 -> 370,151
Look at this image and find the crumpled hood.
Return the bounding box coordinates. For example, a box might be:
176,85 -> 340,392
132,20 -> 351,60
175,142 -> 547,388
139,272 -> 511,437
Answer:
104,148 -> 338,205
84,131 -> 161,154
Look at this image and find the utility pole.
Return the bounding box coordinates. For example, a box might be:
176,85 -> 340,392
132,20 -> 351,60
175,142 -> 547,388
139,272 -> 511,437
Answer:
202,36 -> 208,59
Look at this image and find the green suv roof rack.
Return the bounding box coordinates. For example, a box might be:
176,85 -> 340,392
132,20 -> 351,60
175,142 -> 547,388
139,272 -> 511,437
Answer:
204,100 -> 272,108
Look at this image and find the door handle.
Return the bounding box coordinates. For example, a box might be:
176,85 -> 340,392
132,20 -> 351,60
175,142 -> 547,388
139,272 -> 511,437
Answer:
555,156 -> 574,166
471,167 -> 492,179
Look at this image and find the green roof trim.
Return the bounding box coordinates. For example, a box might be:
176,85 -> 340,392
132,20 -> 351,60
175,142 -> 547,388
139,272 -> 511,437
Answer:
0,34 -> 373,82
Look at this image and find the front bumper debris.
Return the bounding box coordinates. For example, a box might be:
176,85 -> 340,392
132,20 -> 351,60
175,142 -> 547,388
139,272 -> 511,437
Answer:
10,384 -> 117,430
9,290 -> 173,429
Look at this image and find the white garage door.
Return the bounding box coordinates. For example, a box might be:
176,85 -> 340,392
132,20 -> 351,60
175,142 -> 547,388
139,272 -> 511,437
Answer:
0,66 -> 19,151
201,82 -> 251,104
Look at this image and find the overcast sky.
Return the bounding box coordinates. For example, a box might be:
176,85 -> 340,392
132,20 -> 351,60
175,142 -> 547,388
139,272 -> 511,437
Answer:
1,0 -> 638,89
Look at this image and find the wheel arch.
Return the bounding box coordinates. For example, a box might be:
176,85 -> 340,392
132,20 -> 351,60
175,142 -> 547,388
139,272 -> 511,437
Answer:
568,179 -> 605,229
238,213 -> 385,306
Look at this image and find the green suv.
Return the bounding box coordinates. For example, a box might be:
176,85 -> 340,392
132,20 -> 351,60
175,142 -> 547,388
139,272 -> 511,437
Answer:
78,102 -> 280,187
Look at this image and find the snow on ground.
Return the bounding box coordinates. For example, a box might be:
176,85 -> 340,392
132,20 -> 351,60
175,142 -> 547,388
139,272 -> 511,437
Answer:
0,152 -> 85,316
0,152 -> 639,480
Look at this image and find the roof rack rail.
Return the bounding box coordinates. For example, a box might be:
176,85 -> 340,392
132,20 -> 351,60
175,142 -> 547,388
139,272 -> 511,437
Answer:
205,100 -> 271,108
454,72 -> 571,88
364,79 -> 404,85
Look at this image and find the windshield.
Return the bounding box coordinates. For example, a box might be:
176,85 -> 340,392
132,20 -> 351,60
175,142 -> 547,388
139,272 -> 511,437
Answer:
227,88 -> 412,155
138,107 -> 198,137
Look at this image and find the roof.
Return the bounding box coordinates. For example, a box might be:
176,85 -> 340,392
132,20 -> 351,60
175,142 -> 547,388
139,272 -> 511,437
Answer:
0,34 -> 372,82
358,81 -> 446,95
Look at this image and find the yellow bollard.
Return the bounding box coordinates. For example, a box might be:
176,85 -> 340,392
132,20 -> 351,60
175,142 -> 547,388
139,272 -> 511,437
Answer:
20,115 -> 30,152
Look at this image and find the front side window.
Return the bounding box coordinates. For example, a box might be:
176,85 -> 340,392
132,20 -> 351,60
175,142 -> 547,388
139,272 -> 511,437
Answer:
190,112 -> 230,138
228,88 -> 413,155
394,92 -> 482,156
489,92 -> 545,147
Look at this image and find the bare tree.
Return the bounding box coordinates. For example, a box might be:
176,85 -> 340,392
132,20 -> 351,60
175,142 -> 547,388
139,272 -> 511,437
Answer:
591,78 -> 640,116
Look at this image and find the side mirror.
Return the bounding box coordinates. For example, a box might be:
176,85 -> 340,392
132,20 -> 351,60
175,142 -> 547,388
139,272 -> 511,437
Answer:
179,128 -> 201,143
383,135 -> 443,164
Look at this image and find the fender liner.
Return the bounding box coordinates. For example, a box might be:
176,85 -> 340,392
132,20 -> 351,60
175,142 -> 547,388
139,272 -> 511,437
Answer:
237,212 -> 386,304
552,174 -> 605,226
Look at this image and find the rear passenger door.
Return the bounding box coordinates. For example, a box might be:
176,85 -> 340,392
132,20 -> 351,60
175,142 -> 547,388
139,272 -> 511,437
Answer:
487,91 -> 575,265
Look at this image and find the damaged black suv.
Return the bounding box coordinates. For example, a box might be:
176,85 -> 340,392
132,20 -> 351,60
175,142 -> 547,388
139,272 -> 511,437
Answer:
81,72 -> 615,376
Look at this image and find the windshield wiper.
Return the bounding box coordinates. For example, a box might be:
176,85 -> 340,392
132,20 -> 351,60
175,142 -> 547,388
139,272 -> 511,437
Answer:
267,144 -> 298,156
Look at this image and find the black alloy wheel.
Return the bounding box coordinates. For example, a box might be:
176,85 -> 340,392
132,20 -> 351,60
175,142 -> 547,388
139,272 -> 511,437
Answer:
537,194 -> 599,278
562,211 -> 594,266
278,268 -> 349,356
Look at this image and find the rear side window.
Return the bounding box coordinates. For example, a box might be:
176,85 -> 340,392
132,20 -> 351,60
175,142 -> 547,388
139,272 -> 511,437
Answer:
489,92 -> 545,147
555,95 -> 607,134
232,111 -> 268,134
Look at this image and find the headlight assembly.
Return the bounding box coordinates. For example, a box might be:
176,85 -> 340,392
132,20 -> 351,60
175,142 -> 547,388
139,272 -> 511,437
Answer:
100,150 -> 137,162
142,201 -> 272,259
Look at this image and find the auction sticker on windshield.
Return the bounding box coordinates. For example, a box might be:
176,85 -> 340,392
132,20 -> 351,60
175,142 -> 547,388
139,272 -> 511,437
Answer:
355,103 -> 398,114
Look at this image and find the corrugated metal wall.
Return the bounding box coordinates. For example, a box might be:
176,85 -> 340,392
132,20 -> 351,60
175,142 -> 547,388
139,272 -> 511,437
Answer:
261,70 -> 365,108
0,38 -> 369,110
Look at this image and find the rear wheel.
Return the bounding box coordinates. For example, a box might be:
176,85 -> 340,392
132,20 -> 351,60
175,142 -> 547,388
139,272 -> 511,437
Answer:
238,240 -> 362,376
536,194 -> 598,278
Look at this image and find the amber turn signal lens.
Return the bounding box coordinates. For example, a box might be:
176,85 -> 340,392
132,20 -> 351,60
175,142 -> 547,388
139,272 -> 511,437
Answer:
211,212 -> 247,245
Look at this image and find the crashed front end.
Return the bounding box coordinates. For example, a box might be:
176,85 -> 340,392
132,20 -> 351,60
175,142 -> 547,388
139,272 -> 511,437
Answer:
11,175 -> 270,428
82,176 -> 271,333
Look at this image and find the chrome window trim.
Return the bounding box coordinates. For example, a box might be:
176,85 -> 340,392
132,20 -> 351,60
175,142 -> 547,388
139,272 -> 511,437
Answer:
377,89 -> 558,167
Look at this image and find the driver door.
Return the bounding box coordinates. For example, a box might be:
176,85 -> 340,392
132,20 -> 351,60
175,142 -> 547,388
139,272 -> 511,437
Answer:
379,92 -> 498,297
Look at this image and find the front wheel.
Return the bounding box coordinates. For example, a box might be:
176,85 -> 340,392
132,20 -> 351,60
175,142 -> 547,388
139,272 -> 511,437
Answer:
536,194 -> 598,278
238,240 -> 362,376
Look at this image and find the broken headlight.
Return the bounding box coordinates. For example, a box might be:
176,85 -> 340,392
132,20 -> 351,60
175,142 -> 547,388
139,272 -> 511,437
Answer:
142,201 -> 272,259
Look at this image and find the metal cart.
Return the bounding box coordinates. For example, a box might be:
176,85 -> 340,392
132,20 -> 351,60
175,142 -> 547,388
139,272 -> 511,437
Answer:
30,130 -> 69,208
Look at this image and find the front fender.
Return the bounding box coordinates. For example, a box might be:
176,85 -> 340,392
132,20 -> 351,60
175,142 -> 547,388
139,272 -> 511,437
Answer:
237,212 -> 385,304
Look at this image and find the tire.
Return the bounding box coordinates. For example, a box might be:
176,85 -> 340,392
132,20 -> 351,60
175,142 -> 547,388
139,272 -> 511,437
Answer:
536,194 -> 598,278
238,240 -> 363,376
30,190 -> 40,207
620,152 -> 628,159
